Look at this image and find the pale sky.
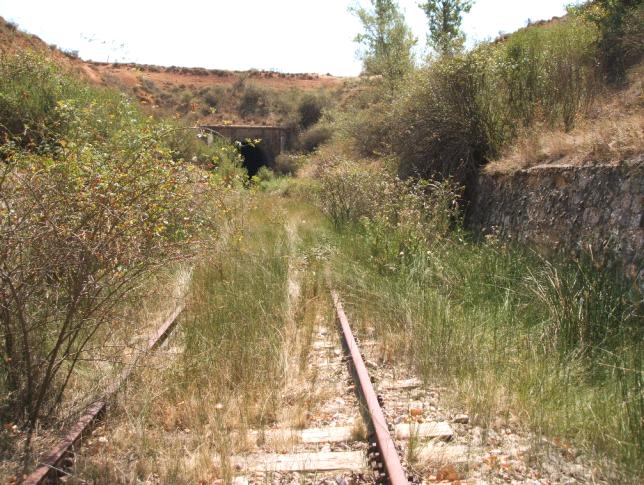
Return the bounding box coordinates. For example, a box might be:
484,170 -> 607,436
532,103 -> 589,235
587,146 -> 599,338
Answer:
0,0 -> 574,76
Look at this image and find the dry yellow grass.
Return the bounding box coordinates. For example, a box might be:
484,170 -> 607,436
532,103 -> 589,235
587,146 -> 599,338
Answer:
488,65 -> 643,173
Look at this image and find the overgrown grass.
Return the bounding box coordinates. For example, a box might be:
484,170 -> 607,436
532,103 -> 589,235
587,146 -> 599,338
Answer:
316,162 -> 642,481
181,201 -> 290,425
68,196 -> 332,484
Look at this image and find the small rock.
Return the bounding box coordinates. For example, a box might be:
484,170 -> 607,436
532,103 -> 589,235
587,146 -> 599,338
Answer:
453,413 -> 469,424
97,436 -> 108,444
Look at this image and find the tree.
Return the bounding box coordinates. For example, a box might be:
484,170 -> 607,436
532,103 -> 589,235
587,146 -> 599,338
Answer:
420,0 -> 474,57
351,0 -> 416,91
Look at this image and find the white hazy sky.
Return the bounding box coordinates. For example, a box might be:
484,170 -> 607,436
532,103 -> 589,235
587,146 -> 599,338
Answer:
0,0 -> 573,76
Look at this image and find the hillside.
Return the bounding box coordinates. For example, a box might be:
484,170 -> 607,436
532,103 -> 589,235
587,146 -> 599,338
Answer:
0,16 -> 346,126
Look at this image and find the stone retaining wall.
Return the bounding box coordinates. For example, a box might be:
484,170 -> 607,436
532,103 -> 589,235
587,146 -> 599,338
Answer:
467,161 -> 643,277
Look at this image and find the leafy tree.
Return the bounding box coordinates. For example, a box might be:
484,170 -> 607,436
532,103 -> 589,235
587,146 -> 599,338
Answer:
351,0 -> 416,91
420,0 -> 474,57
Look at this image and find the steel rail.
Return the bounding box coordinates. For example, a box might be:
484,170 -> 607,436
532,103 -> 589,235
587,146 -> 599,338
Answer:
23,303 -> 185,485
330,290 -> 408,485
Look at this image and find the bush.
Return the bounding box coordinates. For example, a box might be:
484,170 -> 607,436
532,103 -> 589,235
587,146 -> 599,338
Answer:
297,94 -> 325,129
164,123 -> 243,169
316,160 -> 461,252
334,101 -> 392,158
238,84 -> 269,118
274,153 -> 304,175
390,14 -> 599,184
573,0 -> 644,84
0,53 -> 80,150
255,165 -> 275,181
391,55 -> 498,184
299,124 -> 333,153
202,85 -> 227,109
0,53 -> 221,452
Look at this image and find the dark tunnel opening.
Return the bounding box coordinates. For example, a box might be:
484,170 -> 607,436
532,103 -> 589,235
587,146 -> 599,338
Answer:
239,143 -> 268,177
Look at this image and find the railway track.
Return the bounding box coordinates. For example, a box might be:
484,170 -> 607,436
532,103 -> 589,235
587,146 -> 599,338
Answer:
216,288 -> 459,484
23,305 -> 185,485
24,287 -> 462,484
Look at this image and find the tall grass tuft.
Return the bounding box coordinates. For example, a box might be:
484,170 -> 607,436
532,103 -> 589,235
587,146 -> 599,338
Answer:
181,201 -> 290,428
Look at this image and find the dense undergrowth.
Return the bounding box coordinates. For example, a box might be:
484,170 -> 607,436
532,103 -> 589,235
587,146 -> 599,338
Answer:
314,161 -> 642,480
330,1 -> 642,183
0,51 -> 247,470
68,197 -> 330,484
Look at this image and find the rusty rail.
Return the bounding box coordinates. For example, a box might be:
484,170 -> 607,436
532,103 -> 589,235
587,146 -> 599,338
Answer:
330,290 -> 408,485
23,304 -> 184,485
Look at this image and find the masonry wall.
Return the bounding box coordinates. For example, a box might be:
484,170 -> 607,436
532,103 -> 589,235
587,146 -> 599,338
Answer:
466,162 -> 643,276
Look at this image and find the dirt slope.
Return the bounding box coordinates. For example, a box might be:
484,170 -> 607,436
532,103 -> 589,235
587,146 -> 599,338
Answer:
0,16 -> 347,125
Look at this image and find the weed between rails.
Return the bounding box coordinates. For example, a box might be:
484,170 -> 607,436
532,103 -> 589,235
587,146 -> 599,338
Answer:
69,196 -> 332,484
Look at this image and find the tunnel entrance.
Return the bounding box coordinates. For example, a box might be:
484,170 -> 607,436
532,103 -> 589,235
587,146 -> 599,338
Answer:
239,142 -> 268,177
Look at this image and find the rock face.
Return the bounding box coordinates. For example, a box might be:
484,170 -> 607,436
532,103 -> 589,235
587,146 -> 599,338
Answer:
467,161 -> 643,278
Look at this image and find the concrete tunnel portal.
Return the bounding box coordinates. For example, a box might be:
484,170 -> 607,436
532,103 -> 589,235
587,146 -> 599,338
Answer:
202,124 -> 290,176
239,142 -> 268,177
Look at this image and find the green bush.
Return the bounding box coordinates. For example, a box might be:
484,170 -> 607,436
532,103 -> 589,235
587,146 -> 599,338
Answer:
334,100 -> 392,157
497,15 -> 599,131
298,124 -> 333,153
0,53 -> 80,150
0,53 -> 224,451
297,93 -> 325,129
391,54 -> 499,183
573,0 -> 644,84
201,85 -> 227,109
316,159 -> 461,254
274,153 -> 305,175
238,84 -> 269,118
390,14 -> 599,183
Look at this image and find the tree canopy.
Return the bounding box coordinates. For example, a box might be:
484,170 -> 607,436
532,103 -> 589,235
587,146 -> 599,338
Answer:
351,0 -> 416,90
420,0 -> 474,57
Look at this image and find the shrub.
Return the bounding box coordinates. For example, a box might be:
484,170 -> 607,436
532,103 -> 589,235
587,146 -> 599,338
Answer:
274,153 -> 304,175
299,124 -> 333,153
390,14 -> 599,184
164,123 -> 243,169
238,84 -> 269,118
202,85 -> 227,109
573,0 -> 644,84
391,54 -> 498,184
334,100 -> 392,157
0,53 -> 79,150
0,53 -> 221,456
316,159 -> 461,250
254,165 -> 276,183
498,14 -> 599,131
297,94 -> 325,129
